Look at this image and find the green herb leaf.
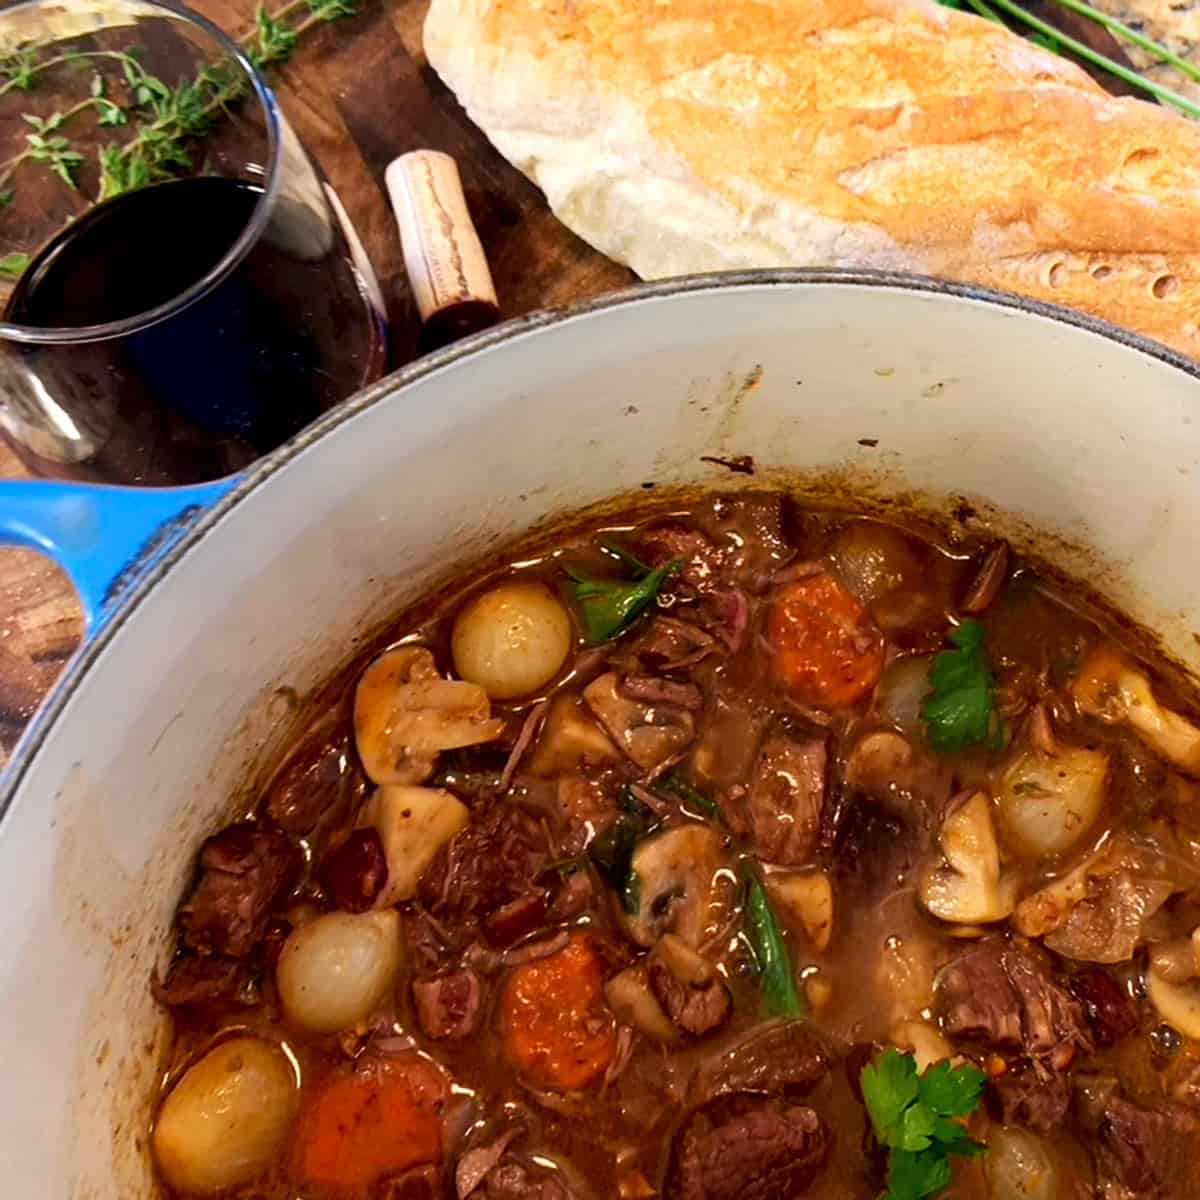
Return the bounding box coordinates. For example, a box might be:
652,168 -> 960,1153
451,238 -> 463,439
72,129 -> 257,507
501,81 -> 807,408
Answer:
742,865 -> 805,1017
659,773 -> 724,822
0,252 -> 29,278
566,557 -> 680,644
0,48 -> 37,91
887,1149 -> 952,1200
862,1047 -> 920,1146
307,0 -> 358,19
919,619 -> 1000,753
588,787 -> 654,913
861,1048 -> 989,1200
249,4 -> 300,69
918,1058 -> 988,1118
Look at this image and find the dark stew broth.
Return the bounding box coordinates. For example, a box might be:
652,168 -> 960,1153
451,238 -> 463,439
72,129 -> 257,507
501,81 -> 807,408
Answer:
148,492 -> 1200,1200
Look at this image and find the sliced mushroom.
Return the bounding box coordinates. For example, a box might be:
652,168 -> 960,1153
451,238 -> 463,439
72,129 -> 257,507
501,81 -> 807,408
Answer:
604,963 -> 678,1043
354,646 -> 504,785
527,694 -> 621,777
360,784 -> 470,905
583,672 -> 696,772
647,933 -> 732,1037
622,824 -> 730,948
919,792 -> 1018,925
1150,933 -> 1200,985
1072,644 -> 1200,776
767,870 -> 833,953
1149,942 -> 1200,1040
960,541 -> 1009,615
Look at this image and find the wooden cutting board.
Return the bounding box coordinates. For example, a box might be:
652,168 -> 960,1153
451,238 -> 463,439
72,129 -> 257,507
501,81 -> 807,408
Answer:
0,0 -> 634,764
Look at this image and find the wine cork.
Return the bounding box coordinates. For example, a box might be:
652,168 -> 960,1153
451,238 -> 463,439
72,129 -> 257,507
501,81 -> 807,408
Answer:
385,150 -> 498,325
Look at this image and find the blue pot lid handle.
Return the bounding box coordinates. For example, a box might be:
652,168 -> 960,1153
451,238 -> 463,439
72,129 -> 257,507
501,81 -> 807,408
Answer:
0,477 -> 235,634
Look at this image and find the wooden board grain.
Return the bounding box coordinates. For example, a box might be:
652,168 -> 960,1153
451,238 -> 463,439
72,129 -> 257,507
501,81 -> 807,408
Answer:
0,0 -> 632,765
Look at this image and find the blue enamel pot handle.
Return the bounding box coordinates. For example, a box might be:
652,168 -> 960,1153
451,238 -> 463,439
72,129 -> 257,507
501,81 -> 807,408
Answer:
0,476 -> 238,635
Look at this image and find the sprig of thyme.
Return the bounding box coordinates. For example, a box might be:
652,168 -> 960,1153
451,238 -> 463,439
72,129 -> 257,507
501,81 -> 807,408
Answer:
0,0 -> 359,227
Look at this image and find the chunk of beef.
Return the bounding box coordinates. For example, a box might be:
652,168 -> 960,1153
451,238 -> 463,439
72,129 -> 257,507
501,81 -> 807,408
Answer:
640,497 -> 791,596
482,891 -> 550,946
620,675 -> 705,711
584,673 -> 696,772
153,955 -> 243,1006
639,524 -> 724,593
695,495 -> 792,592
1066,968 -> 1137,1048
478,1161 -> 576,1200
1004,951 -> 1092,1063
554,775 -> 619,856
265,735 -> 362,836
989,1067 -> 1070,1132
621,616 -> 717,674
420,804 -> 550,942
937,942 -> 1091,1063
412,969 -> 482,1041
546,869 -> 593,923
696,589 -> 751,652
319,828 -> 388,913
1045,868 -> 1177,964
1076,1082 -> 1200,1199
746,737 -> 826,865
1015,837 -> 1180,962
178,823 -> 301,958
374,1166 -> 442,1200
698,1021 -> 832,1101
648,955 -> 732,1038
666,1095 -> 831,1200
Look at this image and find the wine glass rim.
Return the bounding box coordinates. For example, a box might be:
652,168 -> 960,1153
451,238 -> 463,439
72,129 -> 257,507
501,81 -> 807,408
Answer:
0,0 -> 283,345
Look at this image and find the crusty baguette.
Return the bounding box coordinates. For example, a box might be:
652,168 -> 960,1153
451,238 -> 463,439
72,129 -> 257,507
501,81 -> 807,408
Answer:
424,0 -> 1200,355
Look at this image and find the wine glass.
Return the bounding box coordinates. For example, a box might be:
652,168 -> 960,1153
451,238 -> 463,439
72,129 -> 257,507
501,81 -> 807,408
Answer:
0,0 -> 386,485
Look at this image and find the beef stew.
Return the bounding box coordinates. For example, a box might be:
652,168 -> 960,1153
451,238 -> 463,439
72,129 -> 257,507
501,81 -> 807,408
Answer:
146,492 -> 1200,1200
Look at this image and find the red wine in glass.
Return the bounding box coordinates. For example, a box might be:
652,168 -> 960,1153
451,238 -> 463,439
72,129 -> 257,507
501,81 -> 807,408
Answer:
0,0 -> 387,486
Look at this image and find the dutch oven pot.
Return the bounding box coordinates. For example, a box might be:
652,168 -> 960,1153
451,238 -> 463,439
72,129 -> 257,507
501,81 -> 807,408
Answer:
1,271 -> 1199,1197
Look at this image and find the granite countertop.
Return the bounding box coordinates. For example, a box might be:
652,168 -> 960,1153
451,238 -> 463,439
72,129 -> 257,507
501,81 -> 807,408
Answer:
1095,0 -> 1200,96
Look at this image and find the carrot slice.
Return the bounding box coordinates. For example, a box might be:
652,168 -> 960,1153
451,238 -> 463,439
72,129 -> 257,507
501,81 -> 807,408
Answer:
766,571 -> 885,708
289,1052 -> 448,1200
497,933 -> 617,1092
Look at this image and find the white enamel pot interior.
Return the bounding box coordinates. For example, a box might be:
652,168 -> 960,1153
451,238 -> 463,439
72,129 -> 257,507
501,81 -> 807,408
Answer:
3,270 -> 1200,1198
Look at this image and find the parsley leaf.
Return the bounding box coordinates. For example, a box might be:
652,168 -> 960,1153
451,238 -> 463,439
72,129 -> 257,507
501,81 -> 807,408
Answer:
919,619 -> 1001,753
918,1058 -> 988,1116
863,1045 -> 920,1144
861,1048 -> 988,1200
566,553 -> 679,644
888,1149 -> 952,1200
